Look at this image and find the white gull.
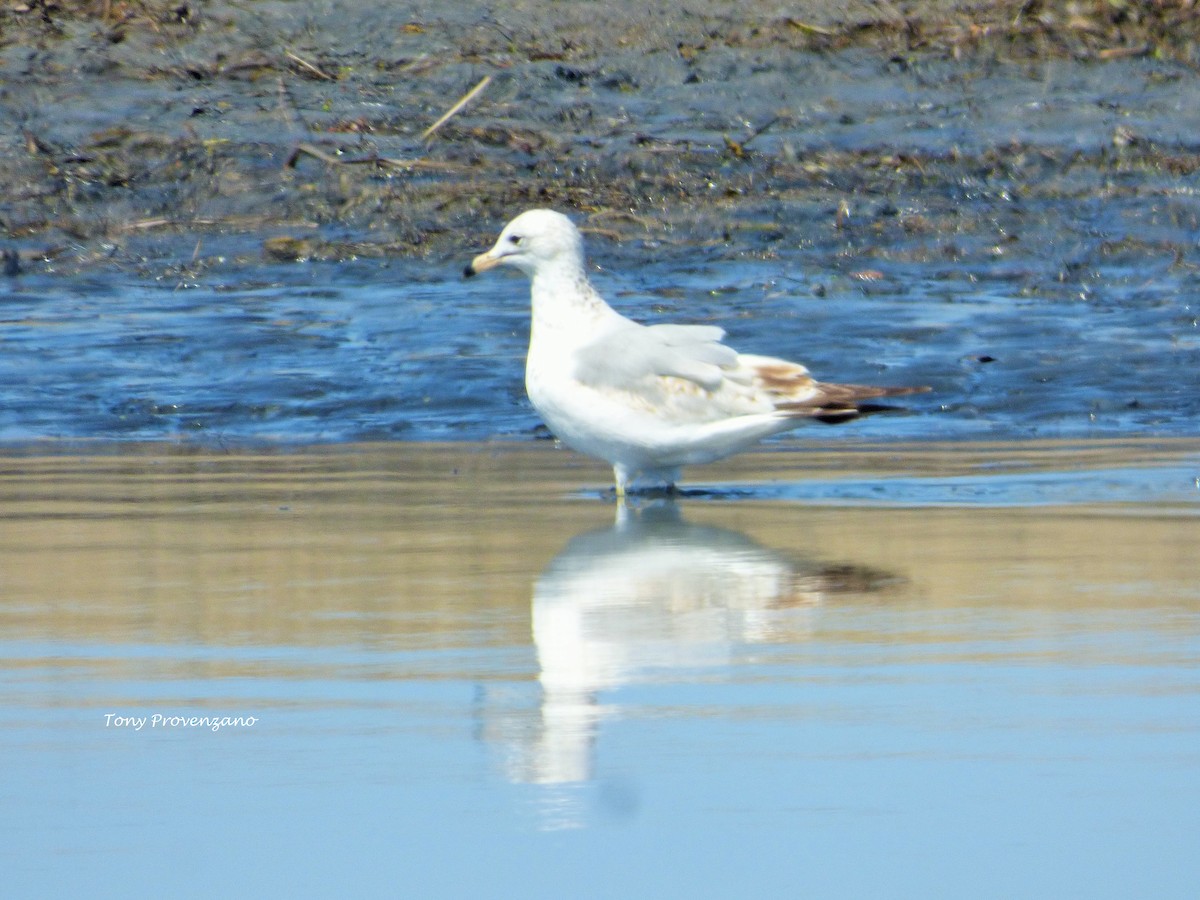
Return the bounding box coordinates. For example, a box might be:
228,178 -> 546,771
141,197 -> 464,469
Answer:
465,208 -> 927,498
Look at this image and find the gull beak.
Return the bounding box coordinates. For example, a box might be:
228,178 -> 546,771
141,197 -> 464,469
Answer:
463,247 -> 503,278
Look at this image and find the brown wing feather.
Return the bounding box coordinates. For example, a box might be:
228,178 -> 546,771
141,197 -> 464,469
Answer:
782,381 -> 930,423
750,360 -> 929,423
753,362 -> 818,396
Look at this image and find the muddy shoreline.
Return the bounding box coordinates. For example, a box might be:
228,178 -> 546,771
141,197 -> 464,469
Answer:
3,0 -> 1200,277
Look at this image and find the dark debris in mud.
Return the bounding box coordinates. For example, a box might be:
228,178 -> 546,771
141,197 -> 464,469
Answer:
2,1 -> 1200,275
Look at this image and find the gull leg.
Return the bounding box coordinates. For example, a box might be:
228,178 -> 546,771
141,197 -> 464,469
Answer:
613,464 -> 630,505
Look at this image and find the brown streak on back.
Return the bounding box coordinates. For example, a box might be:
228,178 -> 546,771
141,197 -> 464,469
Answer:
752,363 -> 816,397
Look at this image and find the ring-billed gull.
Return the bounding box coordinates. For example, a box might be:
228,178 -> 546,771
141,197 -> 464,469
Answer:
465,208 -> 927,498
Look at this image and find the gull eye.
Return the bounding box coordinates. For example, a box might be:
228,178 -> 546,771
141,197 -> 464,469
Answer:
507,234 -> 523,246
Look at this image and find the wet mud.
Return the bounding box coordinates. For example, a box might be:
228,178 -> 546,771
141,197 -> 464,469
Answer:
3,0 -> 1200,274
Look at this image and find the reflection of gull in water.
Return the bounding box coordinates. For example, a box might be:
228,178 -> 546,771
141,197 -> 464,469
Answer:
489,503 -> 895,790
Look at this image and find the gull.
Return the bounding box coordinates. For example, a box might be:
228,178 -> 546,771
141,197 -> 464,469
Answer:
465,208 -> 927,499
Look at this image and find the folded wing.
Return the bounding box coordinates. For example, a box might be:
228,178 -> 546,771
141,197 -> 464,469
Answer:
571,320 -> 927,423
572,321 -> 739,392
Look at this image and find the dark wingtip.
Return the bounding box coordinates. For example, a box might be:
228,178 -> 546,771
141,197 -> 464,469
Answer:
813,406 -> 882,424
462,264 -> 476,278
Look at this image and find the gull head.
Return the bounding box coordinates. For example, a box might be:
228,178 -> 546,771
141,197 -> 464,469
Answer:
464,208 -> 583,280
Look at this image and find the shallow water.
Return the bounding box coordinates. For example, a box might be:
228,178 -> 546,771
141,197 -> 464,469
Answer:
2,247 -> 1197,445
2,441 -> 1198,898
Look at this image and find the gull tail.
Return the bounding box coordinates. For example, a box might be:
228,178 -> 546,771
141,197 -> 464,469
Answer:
779,382 -> 931,424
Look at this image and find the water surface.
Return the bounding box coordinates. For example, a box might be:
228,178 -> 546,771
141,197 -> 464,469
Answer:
2,440 -> 1198,898
2,250 -> 1196,444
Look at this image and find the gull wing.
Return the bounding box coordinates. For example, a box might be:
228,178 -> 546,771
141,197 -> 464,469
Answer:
571,321 -> 739,392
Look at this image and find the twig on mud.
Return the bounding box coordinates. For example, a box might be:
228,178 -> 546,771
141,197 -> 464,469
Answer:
286,142 -> 343,167
741,116 -> 781,150
284,142 -> 470,173
784,18 -> 838,37
1097,44 -> 1150,60
285,49 -> 335,81
23,130 -> 55,157
397,54 -> 442,76
420,75 -> 492,143
117,214 -> 307,233
120,217 -> 228,233
372,156 -> 471,173
723,116 -> 780,159
124,218 -> 177,230
275,76 -> 306,137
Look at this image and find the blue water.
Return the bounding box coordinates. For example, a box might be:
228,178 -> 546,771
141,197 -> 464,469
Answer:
2,246 -> 1198,899
714,463 -> 1200,507
1,447 -> 1198,897
1,248 -> 1196,445
5,549 -> 1199,899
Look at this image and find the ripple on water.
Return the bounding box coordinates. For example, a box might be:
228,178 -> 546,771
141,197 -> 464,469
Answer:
0,255 -> 1196,445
